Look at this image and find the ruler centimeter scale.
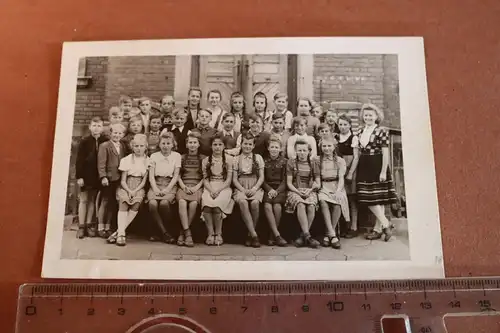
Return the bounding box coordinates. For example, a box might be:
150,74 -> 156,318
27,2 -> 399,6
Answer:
15,278 -> 500,333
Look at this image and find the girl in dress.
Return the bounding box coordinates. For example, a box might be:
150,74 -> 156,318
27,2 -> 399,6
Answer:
109,134 -> 150,246
176,132 -> 206,247
207,90 -> 224,129
123,116 -> 145,154
318,135 -> 350,249
337,115 -> 360,238
253,92 -> 272,133
287,116 -> 317,160
233,134 -> 266,248
297,97 -> 320,136
201,133 -> 234,246
263,135 -> 288,247
355,104 -> 398,241
148,132 -> 182,244
285,140 -> 321,249
228,91 -> 248,133
323,109 -> 340,135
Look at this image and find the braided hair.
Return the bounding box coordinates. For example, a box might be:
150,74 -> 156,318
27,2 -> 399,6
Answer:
205,133 -> 227,180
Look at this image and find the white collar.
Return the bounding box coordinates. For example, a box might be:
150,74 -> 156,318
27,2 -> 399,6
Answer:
223,129 -> 234,136
171,125 -> 184,131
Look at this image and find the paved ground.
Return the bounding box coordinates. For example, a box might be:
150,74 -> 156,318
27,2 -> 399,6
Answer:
61,218 -> 410,261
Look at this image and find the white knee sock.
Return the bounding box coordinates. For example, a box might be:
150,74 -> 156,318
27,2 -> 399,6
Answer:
117,211 -> 128,236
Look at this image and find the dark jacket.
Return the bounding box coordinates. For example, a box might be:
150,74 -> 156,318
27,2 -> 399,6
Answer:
75,135 -> 108,189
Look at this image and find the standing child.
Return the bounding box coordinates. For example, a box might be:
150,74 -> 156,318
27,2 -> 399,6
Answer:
147,113 -> 162,155
109,106 -> 124,124
287,117 -> 317,160
338,115 -> 360,238
176,132 -> 206,247
324,109 -> 340,135
119,95 -> 133,124
354,104 -> 397,241
108,134 -> 150,246
138,97 -> 153,133
207,90 -> 225,129
253,92 -> 272,133
273,93 -> 293,131
75,117 -> 108,238
233,134 -> 265,248
184,88 -> 202,131
311,104 -> 323,120
148,132 -> 181,244
233,115 -> 271,157
269,113 -> 289,156
318,135 -> 350,250
228,91 -> 248,133
285,140 -> 321,248
262,136 -> 288,247
201,134 -> 234,246
123,116 -> 145,154
170,109 -> 190,155
220,113 -> 240,155
160,95 -> 175,132
189,109 -> 219,156
316,123 -> 333,152
297,97 -> 321,136
97,123 -> 127,238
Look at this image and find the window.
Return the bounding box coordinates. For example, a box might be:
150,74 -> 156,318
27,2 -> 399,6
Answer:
76,57 -> 92,88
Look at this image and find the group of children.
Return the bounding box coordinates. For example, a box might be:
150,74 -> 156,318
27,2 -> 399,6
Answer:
75,88 -> 398,249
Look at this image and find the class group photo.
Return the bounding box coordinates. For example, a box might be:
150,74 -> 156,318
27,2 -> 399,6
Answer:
61,52 -> 409,262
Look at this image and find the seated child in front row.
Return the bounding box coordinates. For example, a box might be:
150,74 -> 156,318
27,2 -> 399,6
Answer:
201,134 -> 234,246
148,132 -> 181,244
317,135 -> 350,250
97,123 -> 127,238
75,116 -> 107,238
233,134 -> 266,248
285,139 -> 321,249
262,135 -> 288,247
107,134 -> 150,246
176,132 -> 206,247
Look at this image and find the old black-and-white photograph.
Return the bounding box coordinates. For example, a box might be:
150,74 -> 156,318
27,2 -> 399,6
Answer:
42,38 -> 443,280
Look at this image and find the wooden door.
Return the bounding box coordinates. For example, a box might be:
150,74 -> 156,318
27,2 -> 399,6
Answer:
242,54 -> 288,112
199,55 -> 242,111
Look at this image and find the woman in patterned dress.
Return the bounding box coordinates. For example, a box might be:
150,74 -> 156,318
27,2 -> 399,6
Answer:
318,135 -> 350,250
201,133 -> 235,246
285,140 -> 321,249
354,104 -> 398,241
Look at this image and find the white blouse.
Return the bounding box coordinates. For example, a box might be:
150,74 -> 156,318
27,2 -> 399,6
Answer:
359,125 -> 377,148
118,154 -> 150,177
150,151 -> 181,177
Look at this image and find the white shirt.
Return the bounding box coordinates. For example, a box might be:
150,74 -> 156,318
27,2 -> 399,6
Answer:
208,107 -> 223,128
222,129 -> 236,138
150,151 -> 182,177
111,141 -> 121,155
118,154 -> 150,177
360,125 -> 376,148
286,133 -> 317,160
140,113 -> 150,132
171,125 -> 185,132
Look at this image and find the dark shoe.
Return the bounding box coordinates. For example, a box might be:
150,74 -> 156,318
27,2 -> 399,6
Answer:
76,227 -> 86,239
365,231 -> 382,240
274,235 -> 287,247
163,232 -> 175,244
98,230 -> 106,238
251,236 -> 261,248
305,236 -> 320,249
86,227 -> 96,237
383,227 -> 392,242
294,235 -> 305,248
344,229 -> 357,239
331,237 -> 341,249
321,236 -> 332,247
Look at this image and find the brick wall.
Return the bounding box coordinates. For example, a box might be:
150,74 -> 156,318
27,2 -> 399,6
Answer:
74,57 -> 108,125
104,56 -> 176,110
313,54 -> 400,130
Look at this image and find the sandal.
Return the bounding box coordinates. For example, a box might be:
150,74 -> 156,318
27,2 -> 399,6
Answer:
294,234 -> 305,248
383,227 -> 392,242
184,233 -> 194,247
250,236 -> 261,248
106,232 -> 117,244
322,236 -> 333,247
177,234 -> 185,246
214,234 -> 223,246
86,226 -> 96,237
305,236 -> 320,249
162,232 -> 175,244
274,235 -> 287,247
365,231 -> 382,240
116,235 -> 126,247
205,234 -> 215,246
344,229 -> 358,239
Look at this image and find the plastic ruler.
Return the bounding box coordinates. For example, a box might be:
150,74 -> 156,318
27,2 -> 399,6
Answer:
15,278 -> 500,333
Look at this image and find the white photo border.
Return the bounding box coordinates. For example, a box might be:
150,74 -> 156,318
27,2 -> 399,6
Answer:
42,37 -> 444,280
